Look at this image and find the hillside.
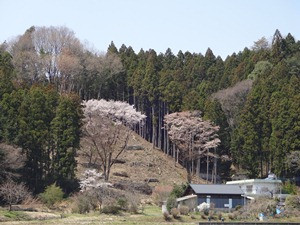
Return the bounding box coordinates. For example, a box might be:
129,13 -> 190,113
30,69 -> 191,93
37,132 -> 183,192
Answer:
77,130 -> 204,195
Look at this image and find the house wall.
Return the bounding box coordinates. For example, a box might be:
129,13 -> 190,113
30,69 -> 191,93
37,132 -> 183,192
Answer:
197,194 -> 244,209
231,181 -> 281,196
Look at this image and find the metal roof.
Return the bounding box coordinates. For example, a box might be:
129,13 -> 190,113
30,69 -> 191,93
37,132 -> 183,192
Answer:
189,184 -> 243,195
226,179 -> 282,185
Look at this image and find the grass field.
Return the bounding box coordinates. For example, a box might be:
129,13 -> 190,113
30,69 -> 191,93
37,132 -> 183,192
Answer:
1,205 -> 299,225
0,206 -> 196,225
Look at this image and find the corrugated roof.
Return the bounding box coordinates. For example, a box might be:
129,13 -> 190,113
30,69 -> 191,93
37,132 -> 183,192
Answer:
189,184 -> 243,195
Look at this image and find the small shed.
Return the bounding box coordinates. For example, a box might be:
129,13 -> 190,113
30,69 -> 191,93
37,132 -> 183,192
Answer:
176,194 -> 197,211
183,184 -> 245,210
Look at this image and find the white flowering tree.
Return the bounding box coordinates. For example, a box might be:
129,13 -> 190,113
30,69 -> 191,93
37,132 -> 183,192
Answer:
81,99 -> 146,181
164,111 -> 220,182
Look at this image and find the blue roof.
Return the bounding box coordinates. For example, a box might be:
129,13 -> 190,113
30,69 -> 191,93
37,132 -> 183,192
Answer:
189,184 -> 243,195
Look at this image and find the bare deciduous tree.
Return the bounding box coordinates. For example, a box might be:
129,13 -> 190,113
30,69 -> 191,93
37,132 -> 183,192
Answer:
212,79 -> 253,127
0,143 -> 25,180
286,151 -> 300,176
252,36 -> 270,51
0,179 -> 31,211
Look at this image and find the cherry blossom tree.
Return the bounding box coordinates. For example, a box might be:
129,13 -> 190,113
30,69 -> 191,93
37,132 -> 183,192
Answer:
81,99 -> 146,181
79,169 -> 112,191
164,111 -> 220,182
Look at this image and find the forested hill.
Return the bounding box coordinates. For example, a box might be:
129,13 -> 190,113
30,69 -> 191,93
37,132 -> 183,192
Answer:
1,27 -> 299,186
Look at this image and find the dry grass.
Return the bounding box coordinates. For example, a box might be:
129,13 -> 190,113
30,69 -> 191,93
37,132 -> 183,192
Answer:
78,132 -> 204,191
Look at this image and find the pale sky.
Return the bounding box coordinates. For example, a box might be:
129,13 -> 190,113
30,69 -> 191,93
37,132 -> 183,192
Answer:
1,0 -> 300,59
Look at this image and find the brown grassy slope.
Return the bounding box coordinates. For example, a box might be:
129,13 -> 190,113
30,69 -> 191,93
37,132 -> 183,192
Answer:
77,131 -> 204,188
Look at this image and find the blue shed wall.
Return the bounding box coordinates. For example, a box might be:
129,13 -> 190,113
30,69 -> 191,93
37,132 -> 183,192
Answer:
197,194 -> 244,209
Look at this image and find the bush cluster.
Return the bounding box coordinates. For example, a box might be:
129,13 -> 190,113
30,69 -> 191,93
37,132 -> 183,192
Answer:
170,208 -> 180,219
71,192 -> 99,214
39,184 -> 64,207
179,205 -> 189,215
101,204 -> 121,214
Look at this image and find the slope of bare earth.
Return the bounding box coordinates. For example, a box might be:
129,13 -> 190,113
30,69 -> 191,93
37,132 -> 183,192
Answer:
77,131 -> 204,191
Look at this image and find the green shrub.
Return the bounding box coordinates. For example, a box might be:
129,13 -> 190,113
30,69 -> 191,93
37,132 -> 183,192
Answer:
282,181 -> 297,194
101,204 -> 121,214
39,183 -> 64,207
117,198 -> 128,210
169,183 -> 188,198
166,195 -> 177,212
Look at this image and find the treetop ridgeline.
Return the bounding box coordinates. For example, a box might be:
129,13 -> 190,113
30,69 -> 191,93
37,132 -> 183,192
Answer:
0,26 -> 299,194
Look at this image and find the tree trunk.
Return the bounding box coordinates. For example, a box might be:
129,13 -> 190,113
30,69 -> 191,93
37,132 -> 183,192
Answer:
152,106 -> 155,149
173,144 -> 176,166
214,147 -> 217,184
186,160 -> 192,183
206,150 -> 209,184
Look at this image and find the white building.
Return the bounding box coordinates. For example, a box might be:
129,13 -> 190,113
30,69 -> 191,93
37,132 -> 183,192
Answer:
226,174 -> 282,197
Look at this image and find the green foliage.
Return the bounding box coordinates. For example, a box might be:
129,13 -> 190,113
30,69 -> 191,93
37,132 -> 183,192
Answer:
166,183 -> 188,212
117,198 -> 128,210
247,61 -> 273,80
232,57 -> 300,177
3,210 -> 30,221
166,195 -> 177,212
51,94 -> 82,192
0,50 -> 14,101
1,27 -> 300,189
39,183 -> 64,207
170,183 -> 188,199
282,181 -> 297,195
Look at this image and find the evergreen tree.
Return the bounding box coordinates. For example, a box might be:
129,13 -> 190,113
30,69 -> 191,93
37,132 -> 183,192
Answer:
51,94 -> 82,193
17,86 -> 58,192
0,50 -> 14,101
